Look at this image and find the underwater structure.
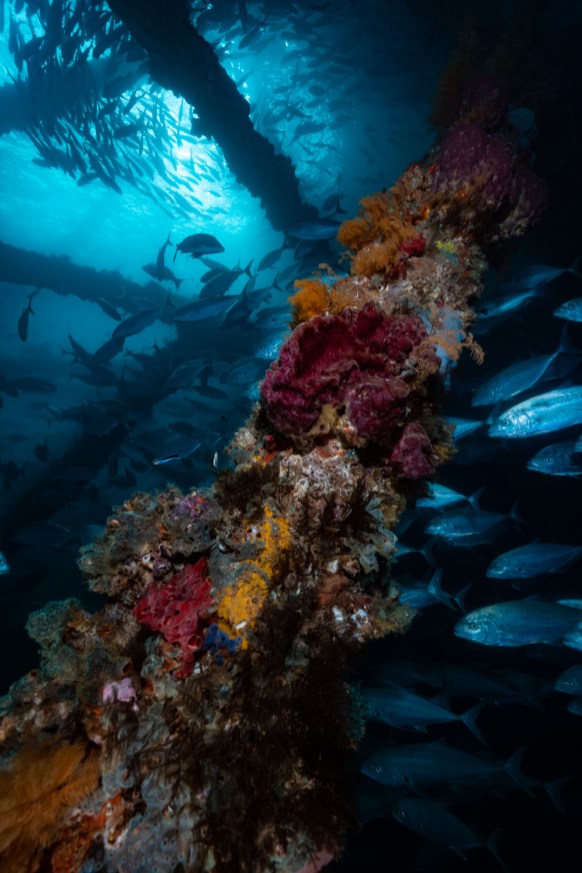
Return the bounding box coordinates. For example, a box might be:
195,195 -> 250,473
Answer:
0,66 -> 548,872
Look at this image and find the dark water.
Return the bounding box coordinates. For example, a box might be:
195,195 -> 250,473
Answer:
1,1 -> 581,871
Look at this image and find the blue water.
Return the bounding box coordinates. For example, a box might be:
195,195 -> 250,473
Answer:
1,1 -> 581,871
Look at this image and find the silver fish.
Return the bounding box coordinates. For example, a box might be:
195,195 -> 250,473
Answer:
486,543 -> 582,579
554,665 -> 582,695
425,508 -> 507,545
392,798 -> 505,866
494,256 -> 582,292
362,741 -> 531,793
489,386 -> 582,438
554,297 -> 582,323
173,232 -> 224,261
472,352 -> 559,407
362,687 -> 484,741
527,440 -> 582,477
416,483 -> 483,511
112,301 -> 168,339
455,600 -> 582,646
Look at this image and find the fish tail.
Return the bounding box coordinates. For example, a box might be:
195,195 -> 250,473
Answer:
452,582 -> 472,613
570,255 -> 582,279
484,828 -> 510,873
556,324 -> 580,357
468,485 -> 486,512
420,536 -> 437,568
544,775 -> 571,815
460,703 -> 487,744
427,569 -> 456,609
505,745 -> 536,796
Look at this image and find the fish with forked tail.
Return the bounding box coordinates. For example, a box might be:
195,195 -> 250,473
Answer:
17,288 -> 41,342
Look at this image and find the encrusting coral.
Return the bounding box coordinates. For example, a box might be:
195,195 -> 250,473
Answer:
0,70 -> 546,873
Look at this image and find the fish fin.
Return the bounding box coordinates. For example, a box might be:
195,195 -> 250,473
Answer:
505,746 -> 536,796
452,582 -> 472,613
427,570 -> 456,610
460,703 -> 487,745
243,257 -> 255,276
484,828 -> 510,873
509,499 -> 529,532
432,689 -> 452,709
468,485 -> 486,512
544,775 -> 571,815
486,401 -> 504,427
420,536 -> 438,568
555,324 -> 581,358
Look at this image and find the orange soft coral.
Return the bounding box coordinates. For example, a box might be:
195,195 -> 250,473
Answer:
290,278 -> 330,324
0,742 -> 100,873
338,191 -> 419,278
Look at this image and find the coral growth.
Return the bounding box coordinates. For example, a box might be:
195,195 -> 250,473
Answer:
0,742 -> 100,873
261,301 -> 438,448
337,190 -> 419,278
290,277 -> 331,323
0,62 -> 547,873
133,556 -> 214,677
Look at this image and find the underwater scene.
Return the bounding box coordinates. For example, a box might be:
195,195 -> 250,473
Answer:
1,0 -> 582,871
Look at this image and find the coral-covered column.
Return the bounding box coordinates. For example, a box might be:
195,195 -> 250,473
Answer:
0,75 -> 546,873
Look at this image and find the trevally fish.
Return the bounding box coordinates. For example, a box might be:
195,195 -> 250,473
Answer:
151,438 -> 202,466
173,233 -> 224,261
445,416 -> 484,442
425,507 -> 507,546
10,377 -> 57,393
172,296 -> 234,322
489,386 -> 582,438
554,297 -> 582,323
494,256 -> 582,292
486,543 -> 582,579
527,440 -> 582,477
257,246 -> 284,271
0,551 -> 9,575
112,301 -> 168,339
362,687 -> 485,742
165,360 -> 208,393
92,335 -> 125,365
471,331 -> 577,406
391,798 -> 506,867
362,741 -> 531,794
414,663 -> 551,709
416,483 -> 482,511
554,665 -> 582,695
142,262 -> 183,289
396,570 -> 462,611
219,357 -> 267,385
562,623 -> 582,652
286,216 -> 341,240
17,287 -> 40,342
454,600 -> 582,646
476,288 -> 539,325
199,263 -> 252,299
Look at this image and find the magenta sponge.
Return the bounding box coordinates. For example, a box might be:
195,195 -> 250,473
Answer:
261,301 -> 432,443
133,557 -> 214,677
